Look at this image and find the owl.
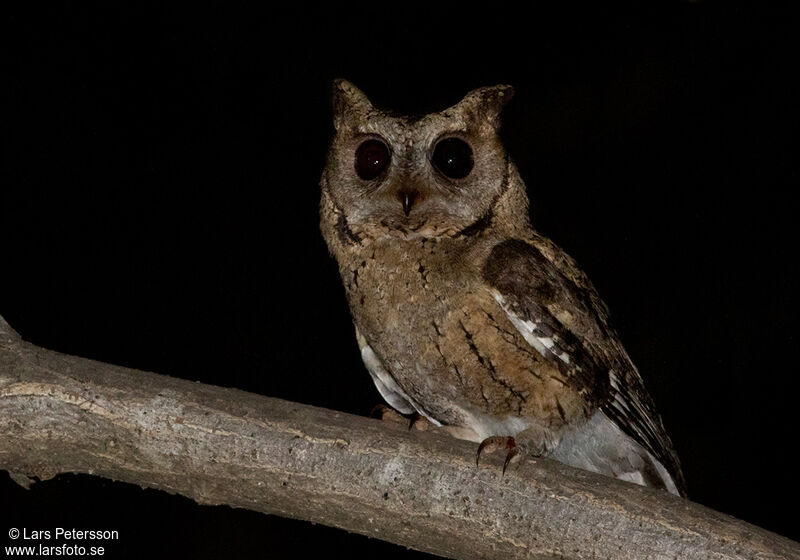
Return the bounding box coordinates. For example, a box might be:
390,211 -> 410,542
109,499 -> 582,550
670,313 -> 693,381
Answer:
319,79 -> 686,496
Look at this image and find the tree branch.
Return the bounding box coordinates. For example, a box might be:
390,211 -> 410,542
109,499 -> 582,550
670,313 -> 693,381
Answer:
0,314 -> 797,560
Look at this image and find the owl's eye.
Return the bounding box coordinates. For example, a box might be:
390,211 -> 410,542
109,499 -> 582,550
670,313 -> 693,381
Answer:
432,137 -> 473,179
355,139 -> 390,180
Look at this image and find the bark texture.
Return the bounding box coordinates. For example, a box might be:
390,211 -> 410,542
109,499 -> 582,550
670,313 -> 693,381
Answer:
0,315 -> 797,560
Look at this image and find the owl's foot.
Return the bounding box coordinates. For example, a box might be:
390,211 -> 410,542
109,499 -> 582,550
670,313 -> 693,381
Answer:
370,404 -> 406,424
476,426 -> 558,474
370,405 -> 433,431
476,436 -> 518,474
407,412 -> 434,431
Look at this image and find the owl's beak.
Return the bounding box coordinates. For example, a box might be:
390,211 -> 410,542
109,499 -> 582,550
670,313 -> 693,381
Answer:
398,189 -> 419,217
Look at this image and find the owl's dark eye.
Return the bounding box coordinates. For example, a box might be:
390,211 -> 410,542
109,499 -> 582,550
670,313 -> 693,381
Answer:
432,137 -> 473,179
355,139 -> 390,180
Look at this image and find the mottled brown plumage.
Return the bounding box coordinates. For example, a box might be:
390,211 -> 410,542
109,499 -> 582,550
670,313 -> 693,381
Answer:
320,80 -> 686,495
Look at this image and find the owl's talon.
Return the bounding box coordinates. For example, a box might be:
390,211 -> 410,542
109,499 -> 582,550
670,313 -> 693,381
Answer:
502,446 -> 519,475
371,405 -> 434,432
476,436 -> 517,469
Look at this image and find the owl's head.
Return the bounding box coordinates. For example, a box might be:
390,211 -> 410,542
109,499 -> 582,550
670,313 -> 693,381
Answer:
321,80 -> 530,243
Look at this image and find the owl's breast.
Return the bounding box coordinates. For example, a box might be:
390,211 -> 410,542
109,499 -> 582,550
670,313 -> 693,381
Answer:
340,239 -> 588,432
341,240 -> 462,385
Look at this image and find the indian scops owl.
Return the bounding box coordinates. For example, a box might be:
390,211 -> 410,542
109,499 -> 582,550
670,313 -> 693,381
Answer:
319,80 -> 686,496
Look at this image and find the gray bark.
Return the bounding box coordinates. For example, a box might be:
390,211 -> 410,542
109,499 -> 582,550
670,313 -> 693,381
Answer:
0,314 -> 797,560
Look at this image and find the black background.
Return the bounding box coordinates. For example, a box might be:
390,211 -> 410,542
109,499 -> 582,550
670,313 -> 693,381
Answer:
2,4 -> 798,558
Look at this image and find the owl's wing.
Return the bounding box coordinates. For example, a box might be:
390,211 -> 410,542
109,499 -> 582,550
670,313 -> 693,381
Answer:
356,326 -> 452,428
482,237 -> 686,495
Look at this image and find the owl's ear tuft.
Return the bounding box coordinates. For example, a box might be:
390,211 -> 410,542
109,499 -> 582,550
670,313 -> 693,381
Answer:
453,84 -> 515,129
332,79 -> 374,131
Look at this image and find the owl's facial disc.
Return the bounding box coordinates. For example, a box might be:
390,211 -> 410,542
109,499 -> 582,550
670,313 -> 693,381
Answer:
349,135 -> 478,217
334,129 -> 502,239
325,80 -> 516,240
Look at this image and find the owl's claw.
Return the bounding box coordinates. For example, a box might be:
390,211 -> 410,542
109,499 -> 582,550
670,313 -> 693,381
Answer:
371,405 -> 433,432
476,436 -> 518,474
503,445 -> 519,474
